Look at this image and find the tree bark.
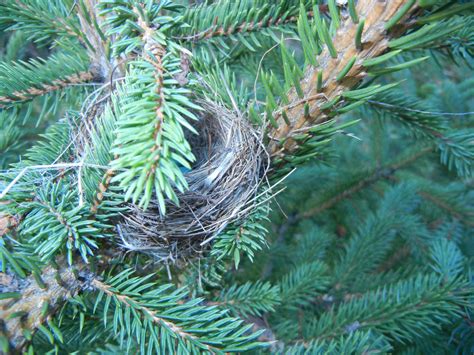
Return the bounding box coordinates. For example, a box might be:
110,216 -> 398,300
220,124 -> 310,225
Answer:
0,264 -> 86,350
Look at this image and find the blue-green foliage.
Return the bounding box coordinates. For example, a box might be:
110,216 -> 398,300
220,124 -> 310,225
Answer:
284,331 -> 392,355
217,281 -> 281,318
0,1 -> 473,354
90,269 -> 266,354
212,197 -> 270,269
0,50 -> 90,106
99,0 -> 202,211
18,181 -> 103,264
0,0 -> 83,44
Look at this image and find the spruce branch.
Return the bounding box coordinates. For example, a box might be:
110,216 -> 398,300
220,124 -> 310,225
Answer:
0,0 -> 90,47
211,197 -> 270,269
176,2 -> 330,43
367,93 -> 474,177
297,144 -> 433,220
0,263 -> 89,350
305,273 -> 471,344
277,261 -> 330,311
89,269 -> 266,353
0,71 -> 93,108
331,183 -> 425,290
17,181 -> 104,264
99,1 -> 199,211
418,189 -> 474,227
285,330 -> 391,354
91,279 -> 201,347
0,52 -> 93,108
268,0 -> 420,157
89,167 -> 115,215
214,281 -> 281,318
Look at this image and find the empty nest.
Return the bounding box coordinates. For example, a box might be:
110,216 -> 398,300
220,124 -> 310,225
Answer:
118,99 -> 268,261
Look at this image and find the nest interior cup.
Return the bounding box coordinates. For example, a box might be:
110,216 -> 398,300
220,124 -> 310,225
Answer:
119,99 -> 267,261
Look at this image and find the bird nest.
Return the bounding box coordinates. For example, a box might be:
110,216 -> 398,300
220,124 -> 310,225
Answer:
118,99 -> 268,262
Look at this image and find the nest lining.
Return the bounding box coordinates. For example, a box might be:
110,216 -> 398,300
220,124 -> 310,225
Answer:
118,99 -> 268,261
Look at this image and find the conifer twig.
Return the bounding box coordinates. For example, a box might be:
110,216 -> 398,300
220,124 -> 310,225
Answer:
0,163 -> 111,200
269,0 -> 420,157
0,71 -> 94,108
297,145 -> 433,220
175,5 -> 330,42
0,264 -> 88,349
90,279 -> 205,344
419,191 -> 474,227
368,99 -> 474,117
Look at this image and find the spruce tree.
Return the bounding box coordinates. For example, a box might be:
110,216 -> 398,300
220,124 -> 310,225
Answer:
0,0 -> 473,353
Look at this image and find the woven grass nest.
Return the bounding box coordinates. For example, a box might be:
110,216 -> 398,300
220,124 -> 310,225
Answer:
118,99 -> 268,262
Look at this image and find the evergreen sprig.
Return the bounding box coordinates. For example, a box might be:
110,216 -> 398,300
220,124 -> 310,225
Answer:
91,269 -> 266,354
0,51 -> 92,107
305,273 -> 470,343
17,181 -> 103,264
437,129 -> 474,177
278,261 -> 330,311
212,198 -> 270,269
333,184 -> 425,289
285,331 -> 392,354
175,0 -> 306,46
0,0 -> 86,45
99,0 -> 201,211
429,238 -> 465,279
216,281 -> 281,318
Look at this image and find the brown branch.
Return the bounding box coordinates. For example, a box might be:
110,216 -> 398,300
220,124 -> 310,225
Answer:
134,7 -> 167,178
0,211 -> 111,351
0,213 -> 17,236
0,71 -> 94,108
90,168 -> 115,214
0,263 -> 88,350
175,6 -> 329,42
183,11 -> 314,42
268,0 -> 419,157
419,191 -> 474,227
91,278 -> 217,352
297,145 -> 433,220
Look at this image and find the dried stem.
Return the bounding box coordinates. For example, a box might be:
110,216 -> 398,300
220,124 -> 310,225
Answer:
77,0 -> 115,80
0,213 -> 17,236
